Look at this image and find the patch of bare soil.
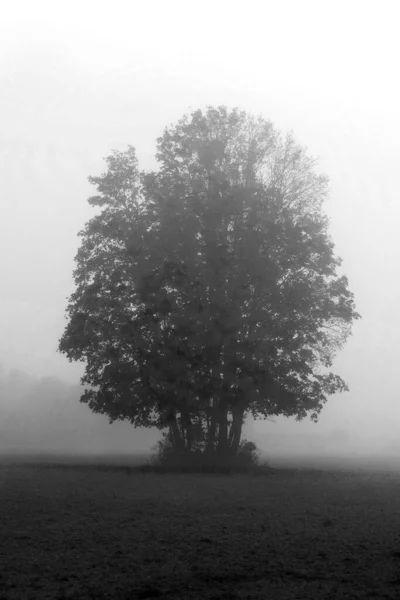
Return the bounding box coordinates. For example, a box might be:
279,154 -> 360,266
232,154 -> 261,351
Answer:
1,465 -> 400,599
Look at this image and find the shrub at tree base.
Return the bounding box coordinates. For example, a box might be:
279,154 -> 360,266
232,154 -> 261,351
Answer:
148,435 -> 264,473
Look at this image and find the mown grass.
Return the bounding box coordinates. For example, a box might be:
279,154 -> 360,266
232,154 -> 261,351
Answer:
1,460 -> 400,599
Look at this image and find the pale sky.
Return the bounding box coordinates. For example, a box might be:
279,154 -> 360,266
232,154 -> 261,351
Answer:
1,0 -> 399,456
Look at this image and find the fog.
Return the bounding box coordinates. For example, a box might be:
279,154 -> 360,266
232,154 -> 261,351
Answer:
1,1 -> 399,469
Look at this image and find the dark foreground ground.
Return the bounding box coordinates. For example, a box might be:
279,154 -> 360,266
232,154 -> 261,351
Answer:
1,456 -> 400,599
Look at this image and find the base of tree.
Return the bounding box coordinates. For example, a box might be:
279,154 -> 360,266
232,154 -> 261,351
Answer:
139,438 -> 275,475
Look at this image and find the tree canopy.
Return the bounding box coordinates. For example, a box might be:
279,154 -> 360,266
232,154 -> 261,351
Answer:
58,106 -> 360,462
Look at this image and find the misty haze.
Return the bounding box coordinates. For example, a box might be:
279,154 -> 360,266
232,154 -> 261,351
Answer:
2,2 -> 400,599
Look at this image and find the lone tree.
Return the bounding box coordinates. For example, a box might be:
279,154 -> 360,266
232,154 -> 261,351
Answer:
58,106 -> 360,465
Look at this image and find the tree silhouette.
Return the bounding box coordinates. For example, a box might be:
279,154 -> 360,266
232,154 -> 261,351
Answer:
58,106 -> 360,464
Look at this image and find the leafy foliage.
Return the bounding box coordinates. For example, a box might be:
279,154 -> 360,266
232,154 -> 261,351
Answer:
58,106 -> 360,465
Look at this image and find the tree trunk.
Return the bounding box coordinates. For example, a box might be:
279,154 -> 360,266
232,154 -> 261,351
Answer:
168,413 -> 185,452
229,404 -> 245,457
205,397 -> 218,455
180,411 -> 194,451
228,415 -> 235,447
217,397 -> 229,460
205,360 -> 221,456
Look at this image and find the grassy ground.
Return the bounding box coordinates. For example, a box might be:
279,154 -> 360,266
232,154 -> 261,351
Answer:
1,459 -> 400,599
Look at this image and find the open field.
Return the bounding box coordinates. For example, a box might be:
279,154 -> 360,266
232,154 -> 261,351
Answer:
2,457 -> 400,599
